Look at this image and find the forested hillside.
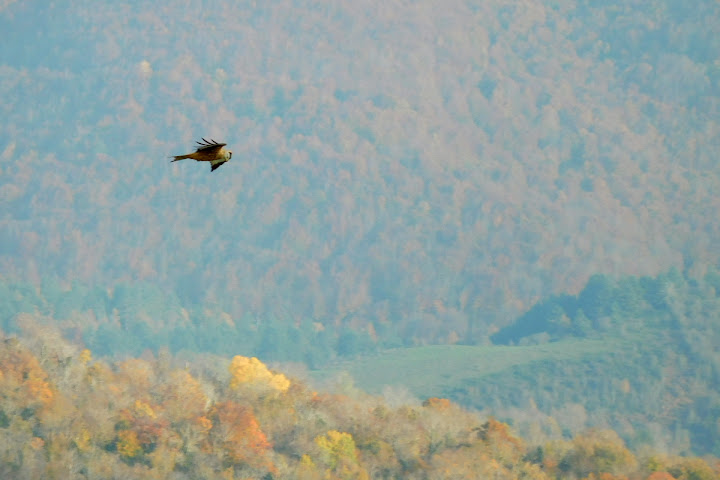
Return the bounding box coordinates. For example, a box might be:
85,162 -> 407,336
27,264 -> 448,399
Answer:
1,0 -> 719,346
3,252 -> 720,458
2,0 -> 720,472
1,328 -> 717,479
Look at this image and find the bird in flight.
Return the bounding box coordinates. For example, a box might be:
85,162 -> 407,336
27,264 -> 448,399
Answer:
171,138 -> 232,171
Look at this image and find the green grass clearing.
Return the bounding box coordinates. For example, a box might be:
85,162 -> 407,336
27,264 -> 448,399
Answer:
310,338 -> 616,399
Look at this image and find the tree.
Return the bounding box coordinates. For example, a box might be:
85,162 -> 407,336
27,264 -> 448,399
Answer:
228,355 -> 290,393
668,457 -> 717,480
116,429 -> 142,459
560,430 -> 637,478
476,417 -> 525,467
116,399 -> 169,459
210,401 -> 273,470
313,430 -> 369,480
0,338 -> 55,413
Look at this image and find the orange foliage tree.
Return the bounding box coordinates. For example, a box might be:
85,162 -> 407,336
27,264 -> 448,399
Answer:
116,398 -> 169,458
477,417 -> 525,466
646,473 -> 676,480
0,339 -> 55,413
210,400 -> 273,469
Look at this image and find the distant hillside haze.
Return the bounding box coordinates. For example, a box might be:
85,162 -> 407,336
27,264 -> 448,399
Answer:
0,0 -> 718,346
2,0 -> 720,464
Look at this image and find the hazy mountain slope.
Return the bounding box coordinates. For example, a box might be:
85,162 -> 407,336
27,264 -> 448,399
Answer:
1,0 -> 719,346
313,268 -> 720,455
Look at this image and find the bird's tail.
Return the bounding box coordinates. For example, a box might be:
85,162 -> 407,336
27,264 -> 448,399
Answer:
171,154 -> 192,162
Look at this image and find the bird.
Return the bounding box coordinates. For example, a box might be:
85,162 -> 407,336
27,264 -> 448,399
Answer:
171,138 -> 232,171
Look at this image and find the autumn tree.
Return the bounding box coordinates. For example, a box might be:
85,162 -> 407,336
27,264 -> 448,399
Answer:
559,429 -> 638,479
667,457 -> 718,480
313,430 -> 369,480
476,417 -> 526,467
228,355 -> 290,393
0,337 -> 55,415
115,398 -> 169,463
209,401 -> 273,472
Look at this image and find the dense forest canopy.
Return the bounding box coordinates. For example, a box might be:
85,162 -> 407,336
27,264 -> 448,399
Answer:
1,0 -> 718,343
1,0 -> 720,473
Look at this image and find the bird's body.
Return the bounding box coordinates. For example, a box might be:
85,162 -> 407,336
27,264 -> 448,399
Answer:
172,138 -> 232,171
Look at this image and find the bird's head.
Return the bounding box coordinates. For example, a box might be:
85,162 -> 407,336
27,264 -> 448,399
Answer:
225,150 -> 233,161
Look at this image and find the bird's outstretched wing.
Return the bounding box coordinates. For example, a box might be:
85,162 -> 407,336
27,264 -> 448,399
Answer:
195,137 -> 227,154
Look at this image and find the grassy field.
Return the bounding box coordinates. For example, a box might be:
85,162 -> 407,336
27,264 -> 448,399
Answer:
310,338 -> 616,400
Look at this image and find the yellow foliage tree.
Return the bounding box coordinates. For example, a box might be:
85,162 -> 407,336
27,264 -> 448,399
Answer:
117,399 -> 168,454
296,454 -> 323,480
74,428 -> 92,452
314,430 -> 369,480
315,430 -> 358,470
228,355 -> 290,392
117,430 -> 142,458
133,399 -> 156,419
78,349 -> 92,365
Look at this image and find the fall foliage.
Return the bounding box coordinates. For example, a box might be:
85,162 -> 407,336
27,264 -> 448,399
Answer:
1,0 -> 719,477
229,355 -> 290,393
0,328 -> 716,479
1,0 -> 718,362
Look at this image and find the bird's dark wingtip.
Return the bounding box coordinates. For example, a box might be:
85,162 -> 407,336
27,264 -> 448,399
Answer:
197,137 -> 223,148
